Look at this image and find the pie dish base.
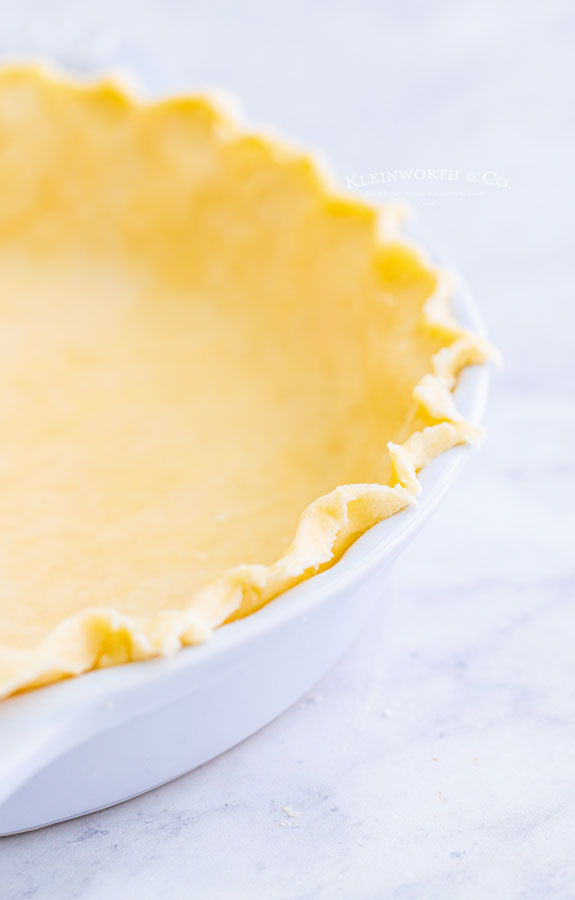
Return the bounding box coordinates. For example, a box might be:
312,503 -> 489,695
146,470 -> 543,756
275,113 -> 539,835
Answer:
0,284 -> 489,833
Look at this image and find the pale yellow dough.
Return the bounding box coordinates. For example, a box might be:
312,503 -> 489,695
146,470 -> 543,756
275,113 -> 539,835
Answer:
0,66 -> 494,698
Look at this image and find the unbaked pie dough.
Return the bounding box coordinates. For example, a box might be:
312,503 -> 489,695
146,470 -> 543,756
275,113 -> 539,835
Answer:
0,66 -> 494,698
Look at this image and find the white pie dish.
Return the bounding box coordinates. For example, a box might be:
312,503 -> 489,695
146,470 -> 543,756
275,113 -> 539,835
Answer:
0,268 -> 489,836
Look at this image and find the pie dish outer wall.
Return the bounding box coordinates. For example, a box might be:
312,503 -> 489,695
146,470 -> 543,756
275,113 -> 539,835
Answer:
0,274 -> 489,835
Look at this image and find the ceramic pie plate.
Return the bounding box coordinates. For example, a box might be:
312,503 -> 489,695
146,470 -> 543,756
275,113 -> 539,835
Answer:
0,66 -> 493,834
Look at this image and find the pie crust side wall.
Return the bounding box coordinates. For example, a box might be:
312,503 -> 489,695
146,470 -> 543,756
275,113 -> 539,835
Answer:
0,66 -> 497,699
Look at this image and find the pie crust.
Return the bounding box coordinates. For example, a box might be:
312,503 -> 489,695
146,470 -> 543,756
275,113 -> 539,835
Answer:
0,65 -> 495,699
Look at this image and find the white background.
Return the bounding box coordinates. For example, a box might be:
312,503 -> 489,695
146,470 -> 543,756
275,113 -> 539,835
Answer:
1,1 -> 574,897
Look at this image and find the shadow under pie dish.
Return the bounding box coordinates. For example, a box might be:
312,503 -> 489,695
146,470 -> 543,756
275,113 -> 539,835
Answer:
0,65 -> 495,700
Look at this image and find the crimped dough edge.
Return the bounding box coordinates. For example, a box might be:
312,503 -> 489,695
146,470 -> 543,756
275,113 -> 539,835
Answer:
0,66 -> 497,699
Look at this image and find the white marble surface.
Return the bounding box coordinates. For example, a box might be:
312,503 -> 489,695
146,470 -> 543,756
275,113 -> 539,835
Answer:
1,1 -> 574,897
